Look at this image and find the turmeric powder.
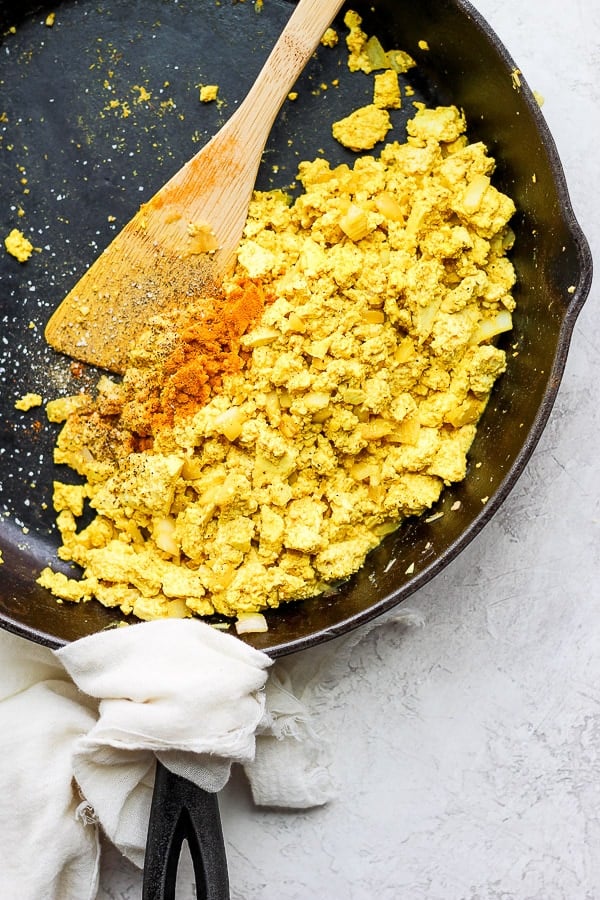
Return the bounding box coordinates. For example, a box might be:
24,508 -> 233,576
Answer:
157,278 -> 267,426
88,276 -> 268,443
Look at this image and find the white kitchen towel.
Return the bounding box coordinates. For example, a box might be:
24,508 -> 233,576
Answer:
0,611 -> 422,900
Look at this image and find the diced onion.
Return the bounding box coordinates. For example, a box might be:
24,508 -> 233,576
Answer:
339,204 -> 370,242
374,192 -> 405,222
462,174 -> 491,214
153,518 -> 179,556
235,613 -> 268,635
470,310 -> 513,344
214,407 -> 247,441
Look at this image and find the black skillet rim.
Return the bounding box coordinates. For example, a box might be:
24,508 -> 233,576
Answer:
0,0 -> 593,657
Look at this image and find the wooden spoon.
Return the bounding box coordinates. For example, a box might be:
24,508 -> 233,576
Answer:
45,0 -> 346,373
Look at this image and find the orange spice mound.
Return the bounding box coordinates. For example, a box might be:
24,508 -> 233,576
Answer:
148,276 -> 268,431
84,276 -> 269,448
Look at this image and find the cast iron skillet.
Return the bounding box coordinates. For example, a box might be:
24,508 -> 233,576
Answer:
0,0 -> 592,896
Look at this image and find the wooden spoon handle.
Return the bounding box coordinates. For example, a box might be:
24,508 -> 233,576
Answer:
149,0 -> 346,263
233,0 -> 347,139
44,0 -> 347,373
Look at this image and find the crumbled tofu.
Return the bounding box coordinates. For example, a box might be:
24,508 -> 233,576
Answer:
39,100 -> 516,623
332,104 -> 392,151
344,10 -> 371,72
321,28 -> 338,48
14,392 -> 43,411
46,394 -> 92,422
53,482 -> 87,517
37,568 -> 96,603
344,10 -> 416,74
5,228 -> 34,263
387,50 -> 417,74
373,70 -> 401,110
199,84 -> 219,103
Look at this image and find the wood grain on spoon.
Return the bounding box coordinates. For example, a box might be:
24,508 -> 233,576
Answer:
45,0 -> 346,373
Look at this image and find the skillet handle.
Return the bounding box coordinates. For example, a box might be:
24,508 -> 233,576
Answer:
142,760 -> 230,900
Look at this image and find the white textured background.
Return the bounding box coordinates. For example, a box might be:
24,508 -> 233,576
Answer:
100,1 -> 599,897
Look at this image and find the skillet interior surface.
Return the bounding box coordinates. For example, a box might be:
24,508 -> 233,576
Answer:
0,0 -> 592,656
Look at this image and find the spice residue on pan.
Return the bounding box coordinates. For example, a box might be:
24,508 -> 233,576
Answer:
24,9 -> 516,627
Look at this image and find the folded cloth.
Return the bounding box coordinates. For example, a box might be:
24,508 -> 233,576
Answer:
0,631 -> 100,900
0,611 -> 422,900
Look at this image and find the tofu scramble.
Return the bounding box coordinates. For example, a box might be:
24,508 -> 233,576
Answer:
37,12 -> 517,625
38,101 -> 516,624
